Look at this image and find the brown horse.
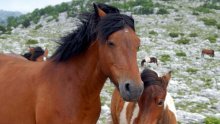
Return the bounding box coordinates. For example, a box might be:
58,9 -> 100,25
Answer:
110,69 -> 177,124
201,49 -> 215,57
141,56 -> 158,66
5,46 -> 48,61
0,3 -> 143,124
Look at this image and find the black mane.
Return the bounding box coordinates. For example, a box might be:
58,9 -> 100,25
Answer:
51,3 -> 135,62
141,68 -> 161,88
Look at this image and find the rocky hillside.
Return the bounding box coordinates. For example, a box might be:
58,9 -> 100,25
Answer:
0,0 -> 220,124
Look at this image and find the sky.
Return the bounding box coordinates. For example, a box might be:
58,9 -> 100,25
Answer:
0,0 -> 71,13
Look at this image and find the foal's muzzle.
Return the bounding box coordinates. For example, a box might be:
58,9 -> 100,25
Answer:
119,80 -> 144,102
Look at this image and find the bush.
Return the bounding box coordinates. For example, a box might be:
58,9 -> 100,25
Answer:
186,68 -> 198,73
207,36 -> 217,43
192,11 -> 199,15
149,30 -> 158,35
169,32 -> 179,38
201,18 -> 217,26
189,33 -> 198,37
35,24 -> 43,30
204,116 -> 220,124
160,54 -> 171,62
175,38 -> 190,44
26,39 -> 38,44
0,25 -> 6,33
217,24 -> 220,29
157,8 -> 169,14
176,51 -> 186,57
194,6 -> 212,13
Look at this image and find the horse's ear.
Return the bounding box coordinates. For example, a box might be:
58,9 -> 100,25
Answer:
29,47 -> 35,54
93,3 -> 106,17
44,48 -> 49,57
161,71 -> 171,88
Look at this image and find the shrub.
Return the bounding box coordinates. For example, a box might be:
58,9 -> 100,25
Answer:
149,30 -> 158,35
201,18 -> 217,26
160,54 -> 171,62
169,32 -> 179,38
192,11 -> 199,15
0,25 -> 6,33
35,24 -> 43,30
176,51 -> 186,57
186,68 -> 198,73
217,24 -> 220,29
189,33 -> 198,37
175,38 -> 190,44
157,8 -> 169,14
207,36 -> 217,43
194,6 -> 212,13
204,116 -> 220,124
26,39 -> 38,44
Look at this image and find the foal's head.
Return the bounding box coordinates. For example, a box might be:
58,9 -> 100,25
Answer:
95,5 -> 143,101
137,69 -> 171,124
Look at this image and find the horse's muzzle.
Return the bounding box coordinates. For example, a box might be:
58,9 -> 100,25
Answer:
119,80 -> 144,102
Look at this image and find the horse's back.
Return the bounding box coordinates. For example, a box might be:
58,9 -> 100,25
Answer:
0,53 -> 39,124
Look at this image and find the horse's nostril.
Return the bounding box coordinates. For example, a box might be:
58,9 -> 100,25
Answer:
125,83 -> 130,92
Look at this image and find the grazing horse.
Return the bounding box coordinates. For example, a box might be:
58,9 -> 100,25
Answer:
201,49 -> 215,57
110,69 -> 177,124
141,56 -> 158,66
0,3 -> 143,124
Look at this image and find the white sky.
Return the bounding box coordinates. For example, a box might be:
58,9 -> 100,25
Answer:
0,0 -> 71,13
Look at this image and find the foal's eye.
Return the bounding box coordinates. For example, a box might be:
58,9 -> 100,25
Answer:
107,41 -> 115,47
157,99 -> 164,107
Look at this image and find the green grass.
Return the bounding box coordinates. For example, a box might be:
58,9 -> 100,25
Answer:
157,8 -> 169,14
204,116 -> 220,124
169,32 -> 179,38
194,6 -> 212,13
176,51 -> 186,57
186,68 -> 198,73
26,39 -> 38,44
149,30 -> 158,35
160,54 -> 171,62
189,33 -> 198,37
201,18 -> 217,26
207,36 -> 217,43
175,38 -> 190,44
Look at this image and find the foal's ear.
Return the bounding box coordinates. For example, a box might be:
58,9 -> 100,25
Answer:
161,71 -> 171,88
93,3 -> 106,17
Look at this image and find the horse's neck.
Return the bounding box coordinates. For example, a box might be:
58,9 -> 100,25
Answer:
44,42 -> 107,100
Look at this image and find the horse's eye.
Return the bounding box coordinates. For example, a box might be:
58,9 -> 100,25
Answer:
157,99 -> 164,107
107,41 -> 115,47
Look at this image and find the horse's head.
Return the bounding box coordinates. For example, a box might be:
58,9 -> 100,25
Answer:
137,69 -> 171,124
27,47 -> 48,61
94,4 -> 143,101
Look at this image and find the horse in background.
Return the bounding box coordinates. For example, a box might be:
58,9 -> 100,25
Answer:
201,49 -> 214,57
22,46 -> 48,61
0,3 -> 143,124
110,68 -> 177,124
5,46 -> 48,61
141,56 -> 158,66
